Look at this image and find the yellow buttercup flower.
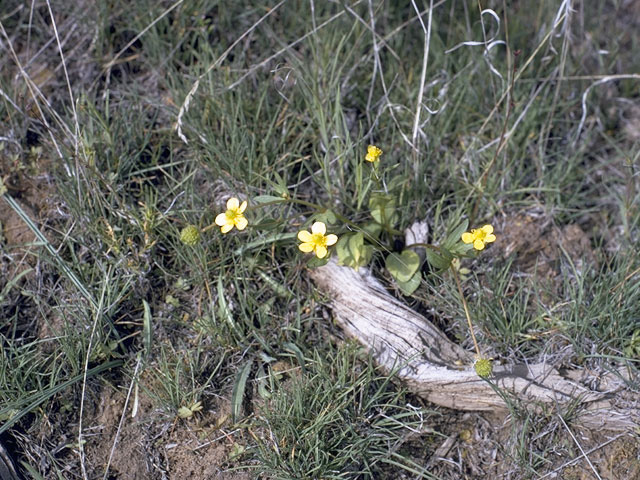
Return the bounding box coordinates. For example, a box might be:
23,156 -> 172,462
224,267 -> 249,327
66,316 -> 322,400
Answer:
215,197 -> 248,233
365,145 -> 383,162
461,224 -> 496,251
297,221 -> 338,259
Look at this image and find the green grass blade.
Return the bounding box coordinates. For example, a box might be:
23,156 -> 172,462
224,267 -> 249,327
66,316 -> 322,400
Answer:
2,194 -> 98,311
231,360 -> 253,423
0,360 -> 122,435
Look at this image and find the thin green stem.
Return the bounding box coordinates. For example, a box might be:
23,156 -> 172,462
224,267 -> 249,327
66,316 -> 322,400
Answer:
451,265 -> 481,357
404,242 -> 440,251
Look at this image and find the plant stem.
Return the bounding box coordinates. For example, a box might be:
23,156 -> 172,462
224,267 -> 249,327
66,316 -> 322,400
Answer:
451,265 -> 481,357
403,242 -> 440,251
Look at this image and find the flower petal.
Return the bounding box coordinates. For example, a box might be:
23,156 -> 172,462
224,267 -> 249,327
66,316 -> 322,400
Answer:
311,221 -> 326,235
235,216 -> 248,230
221,223 -> 234,234
325,234 -> 338,246
481,224 -> 493,234
215,213 -> 228,226
315,246 -> 327,258
485,234 -> 496,243
461,232 -> 474,244
298,242 -> 314,253
298,230 -> 313,242
227,197 -> 239,210
238,201 -> 247,213
473,239 -> 485,250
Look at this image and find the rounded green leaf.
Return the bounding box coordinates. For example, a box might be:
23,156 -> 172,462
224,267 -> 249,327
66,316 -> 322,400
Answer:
336,232 -> 372,271
386,250 -> 421,283
369,193 -> 396,226
397,271 -> 422,296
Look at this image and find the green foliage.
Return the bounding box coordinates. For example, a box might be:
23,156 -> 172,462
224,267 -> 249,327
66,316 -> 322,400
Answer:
336,232 -> 374,271
314,209 -> 337,226
396,271 -> 423,296
369,193 -> 398,227
426,247 -> 454,272
253,345 -> 437,479
232,360 -> 253,423
443,219 -> 474,256
386,250 -> 422,295
625,330 -> 640,358
386,250 -> 420,283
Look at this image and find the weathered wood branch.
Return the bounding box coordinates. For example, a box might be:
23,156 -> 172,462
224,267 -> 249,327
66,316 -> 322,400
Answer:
309,259 -> 639,431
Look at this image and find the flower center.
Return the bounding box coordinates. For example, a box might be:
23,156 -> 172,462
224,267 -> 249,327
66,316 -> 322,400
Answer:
225,209 -> 239,220
472,229 -> 486,241
311,233 -> 326,247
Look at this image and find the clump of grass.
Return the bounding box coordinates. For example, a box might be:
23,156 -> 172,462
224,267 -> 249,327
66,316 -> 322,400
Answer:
252,344 -> 438,479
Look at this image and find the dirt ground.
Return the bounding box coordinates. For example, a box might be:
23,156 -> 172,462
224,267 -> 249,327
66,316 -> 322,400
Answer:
80,386 -> 250,480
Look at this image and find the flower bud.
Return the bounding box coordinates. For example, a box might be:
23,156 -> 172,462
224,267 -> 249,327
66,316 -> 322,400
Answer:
474,357 -> 493,378
180,225 -> 201,246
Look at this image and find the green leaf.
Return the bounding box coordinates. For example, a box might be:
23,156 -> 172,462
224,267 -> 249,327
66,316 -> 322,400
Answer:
142,300 -> 153,362
386,250 -> 421,283
449,241 -> 475,256
307,255 -> 329,268
369,193 -> 397,226
257,270 -> 291,298
251,217 -> 281,230
336,232 -> 372,271
0,360 -> 123,436
336,234 -> 351,261
232,360 -> 253,423
256,364 -> 271,399
228,443 -> 246,461
397,271 -> 422,296
314,209 -> 337,225
177,406 -> 193,419
0,267 -> 33,303
284,342 -> 307,373
233,232 -> 298,256
349,232 -> 364,262
426,248 -> 454,272
362,222 -> 382,239
387,174 -> 407,192
444,219 -> 469,249
253,195 -> 285,205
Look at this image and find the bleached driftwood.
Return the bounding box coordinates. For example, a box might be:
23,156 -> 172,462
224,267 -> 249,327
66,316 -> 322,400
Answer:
309,259 -> 639,432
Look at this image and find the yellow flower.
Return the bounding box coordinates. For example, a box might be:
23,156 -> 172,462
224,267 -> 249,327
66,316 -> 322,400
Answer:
461,224 -> 496,251
365,145 -> 383,162
215,197 -> 248,233
297,221 -> 338,259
